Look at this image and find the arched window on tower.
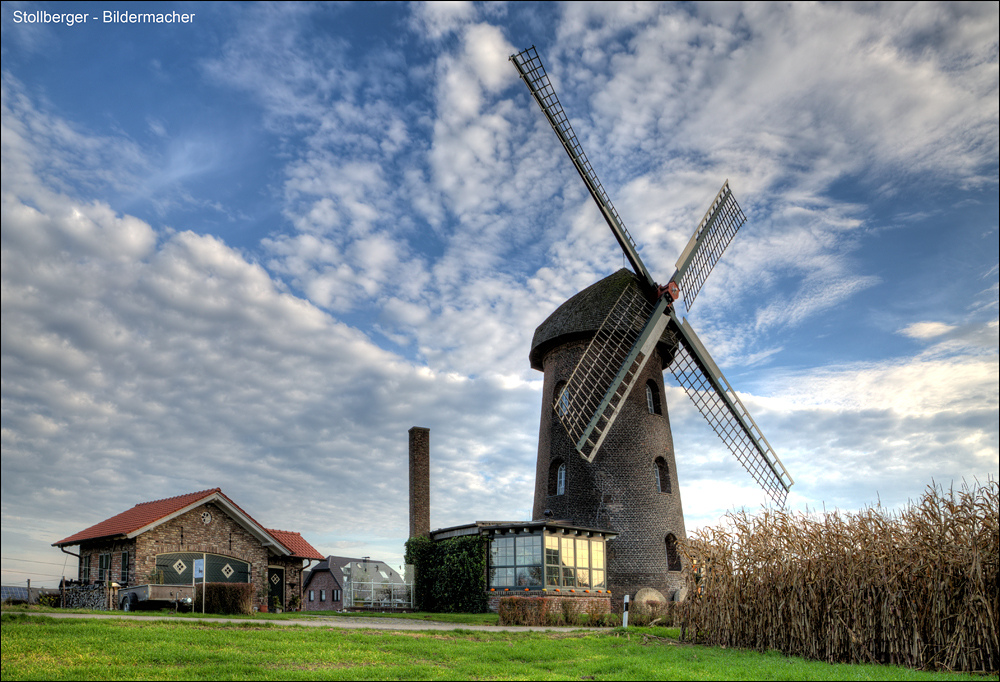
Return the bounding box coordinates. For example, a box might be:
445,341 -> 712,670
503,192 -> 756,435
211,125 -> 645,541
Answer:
554,381 -> 570,419
548,458 -> 566,496
665,534 -> 681,572
654,456 -> 671,494
645,380 -> 661,415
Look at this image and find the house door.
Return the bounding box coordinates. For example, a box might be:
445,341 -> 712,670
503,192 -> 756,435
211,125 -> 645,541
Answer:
267,566 -> 284,610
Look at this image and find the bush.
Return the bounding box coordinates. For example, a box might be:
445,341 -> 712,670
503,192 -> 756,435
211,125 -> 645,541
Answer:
192,583 -> 252,615
498,597 -> 549,626
405,535 -> 489,613
498,597 -> 619,627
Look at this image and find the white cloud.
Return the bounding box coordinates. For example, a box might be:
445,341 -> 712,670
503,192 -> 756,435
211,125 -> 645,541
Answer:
900,321 -> 957,339
408,1 -> 477,40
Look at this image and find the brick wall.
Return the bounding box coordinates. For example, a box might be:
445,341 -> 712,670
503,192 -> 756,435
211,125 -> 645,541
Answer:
409,426 -> 431,539
533,339 -> 688,605
271,556 -> 306,610
74,502 -> 300,609
78,538 -> 137,585
304,570 -> 343,611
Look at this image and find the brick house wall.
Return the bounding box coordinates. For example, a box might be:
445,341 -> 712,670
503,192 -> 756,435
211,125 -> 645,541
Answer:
77,501 -> 303,609
270,556 -> 307,610
303,569 -> 343,611
78,538 -> 137,585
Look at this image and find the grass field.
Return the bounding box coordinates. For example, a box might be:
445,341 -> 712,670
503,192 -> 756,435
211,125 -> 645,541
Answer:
2,612 -> 995,681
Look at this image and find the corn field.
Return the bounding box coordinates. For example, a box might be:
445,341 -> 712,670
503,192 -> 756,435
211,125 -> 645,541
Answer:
676,480 -> 998,672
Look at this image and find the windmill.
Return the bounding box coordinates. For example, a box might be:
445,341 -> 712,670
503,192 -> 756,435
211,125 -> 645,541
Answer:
512,46 -> 793,600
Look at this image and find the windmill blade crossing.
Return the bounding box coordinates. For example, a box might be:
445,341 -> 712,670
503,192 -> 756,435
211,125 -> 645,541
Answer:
671,181 -> 747,310
555,288 -> 671,462
511,46 -> 656,290
664,314 -> 793,506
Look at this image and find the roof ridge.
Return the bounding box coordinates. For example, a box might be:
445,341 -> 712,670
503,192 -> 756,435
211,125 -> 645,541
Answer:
132,487 -> 220,508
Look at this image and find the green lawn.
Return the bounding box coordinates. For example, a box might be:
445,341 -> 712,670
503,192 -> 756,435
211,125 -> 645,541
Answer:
2,613 -> 994,681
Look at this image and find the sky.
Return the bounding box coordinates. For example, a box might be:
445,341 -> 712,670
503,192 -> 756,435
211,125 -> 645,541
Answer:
2,1 -> 997,589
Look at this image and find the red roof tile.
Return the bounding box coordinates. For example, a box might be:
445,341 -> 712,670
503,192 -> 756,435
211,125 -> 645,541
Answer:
53,488 -> 222,546
268,529 -> 325,560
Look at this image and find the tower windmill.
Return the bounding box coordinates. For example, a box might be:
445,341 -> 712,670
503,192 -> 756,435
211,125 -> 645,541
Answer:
512,46 -> 793,600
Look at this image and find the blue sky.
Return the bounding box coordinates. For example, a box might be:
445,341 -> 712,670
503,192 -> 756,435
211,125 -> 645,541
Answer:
2,1 -> 997,588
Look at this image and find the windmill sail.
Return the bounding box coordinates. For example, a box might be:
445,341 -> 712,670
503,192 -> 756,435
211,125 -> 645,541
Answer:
511,46 -> 656,290
664,315 -> 793,506
554,286 -> 671,462
513,45 -> 793,503
670,181 -> 747,311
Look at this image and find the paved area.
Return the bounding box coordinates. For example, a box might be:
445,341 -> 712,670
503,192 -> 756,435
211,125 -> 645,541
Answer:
4,611 -> 598,633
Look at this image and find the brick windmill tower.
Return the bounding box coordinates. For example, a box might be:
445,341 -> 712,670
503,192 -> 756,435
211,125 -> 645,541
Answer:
512,47 -> 794,602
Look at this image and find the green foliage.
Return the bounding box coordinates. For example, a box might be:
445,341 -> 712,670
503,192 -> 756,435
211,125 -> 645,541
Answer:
404,534 -> 489,613
192,583 -> 253,615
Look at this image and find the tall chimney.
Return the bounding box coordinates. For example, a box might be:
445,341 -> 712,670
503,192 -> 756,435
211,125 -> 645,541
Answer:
408,426 -> 430,539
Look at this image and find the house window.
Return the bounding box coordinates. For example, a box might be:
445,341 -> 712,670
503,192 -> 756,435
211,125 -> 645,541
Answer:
80,555 -> 90,583
333,589 -> 341,602
543,534 -> 606,590
646,380 -> 661,415
308,590 -> 315,602
98,553 -> 112,582
320,590 -> 326,602
654,457 -> 671,494
666,534 -> 681,572
490,534 -> 542,588
120,551 -> 129,584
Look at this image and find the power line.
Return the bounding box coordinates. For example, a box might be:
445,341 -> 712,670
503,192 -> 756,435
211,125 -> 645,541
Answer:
1,556 -> 73,567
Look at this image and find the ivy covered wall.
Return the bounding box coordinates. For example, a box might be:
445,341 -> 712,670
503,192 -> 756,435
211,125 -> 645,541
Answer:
404,535 -> 489,613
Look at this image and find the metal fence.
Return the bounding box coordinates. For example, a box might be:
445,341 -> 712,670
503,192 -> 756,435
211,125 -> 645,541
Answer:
342,562 -> 413,611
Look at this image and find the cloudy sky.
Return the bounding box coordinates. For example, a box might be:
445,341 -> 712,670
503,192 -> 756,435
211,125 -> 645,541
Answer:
2,2 -> 997,588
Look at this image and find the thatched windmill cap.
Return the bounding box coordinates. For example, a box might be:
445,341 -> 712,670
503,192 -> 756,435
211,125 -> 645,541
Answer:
529,269 -> 675,371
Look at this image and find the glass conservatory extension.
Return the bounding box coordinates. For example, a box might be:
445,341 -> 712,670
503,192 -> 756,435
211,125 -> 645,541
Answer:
486,526 -> 612,592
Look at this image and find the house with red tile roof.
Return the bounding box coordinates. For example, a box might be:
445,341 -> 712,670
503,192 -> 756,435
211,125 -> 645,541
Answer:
53,488 -> 323,611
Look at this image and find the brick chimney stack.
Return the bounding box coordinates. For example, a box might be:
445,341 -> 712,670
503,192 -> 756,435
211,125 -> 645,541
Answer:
408,427 -> 430,539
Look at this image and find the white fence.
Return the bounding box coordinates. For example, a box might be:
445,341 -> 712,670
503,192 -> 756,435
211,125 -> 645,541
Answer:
342,562 -> 413,610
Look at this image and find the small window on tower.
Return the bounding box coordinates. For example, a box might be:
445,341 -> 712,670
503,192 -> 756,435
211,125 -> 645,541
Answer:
554,381 -> 570,419
666,534 -> 681,572
654,456 -> 671,494
646,380 -> 662,415
548,458 -> 566,496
